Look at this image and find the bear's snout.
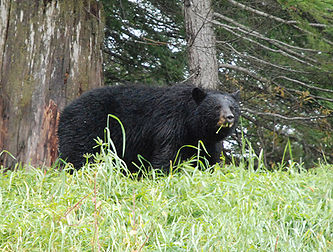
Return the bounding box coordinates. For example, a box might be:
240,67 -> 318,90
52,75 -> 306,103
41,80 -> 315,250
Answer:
226,113 -> 235,123
217,109 -> 235,127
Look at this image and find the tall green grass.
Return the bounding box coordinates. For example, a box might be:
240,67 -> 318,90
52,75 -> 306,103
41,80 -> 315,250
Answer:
1,117 -> 332,251
0,145 -> 332,251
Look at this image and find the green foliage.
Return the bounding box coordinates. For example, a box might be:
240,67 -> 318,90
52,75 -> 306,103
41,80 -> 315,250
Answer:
99,0 -> 332,167
214,0 -> 333,166
0,153 -> 332,250
101,0 -> 187,85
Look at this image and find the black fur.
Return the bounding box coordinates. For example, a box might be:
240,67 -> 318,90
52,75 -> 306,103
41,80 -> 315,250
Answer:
57,84 -> 240,172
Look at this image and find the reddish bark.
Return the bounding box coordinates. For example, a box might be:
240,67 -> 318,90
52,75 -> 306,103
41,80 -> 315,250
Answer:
0,0 -> 103,168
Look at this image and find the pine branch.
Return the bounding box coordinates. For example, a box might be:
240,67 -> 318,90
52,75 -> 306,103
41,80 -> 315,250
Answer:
273,76 -> 333,94
282,86 -> 333,102
213,20 -> 319,68
219,63 -> 270,83
221,43 -> 311,74
242,107 -> 332,121
214,12 -> 320,54
226,0 -> 333,47
227,0 -> 331,28
220,63 -> 333,102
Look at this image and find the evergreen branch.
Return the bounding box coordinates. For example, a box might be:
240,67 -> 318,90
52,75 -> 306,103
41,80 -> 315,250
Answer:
219,63 -> 270,83
214,21 -> 318,68
221,43 -> 311,74
281,87 -> 333,102
220,64 -> 333,103
225,0 -> 333,47
242,107 -> 332,121
214,12 -> 320,55
273,76 -> 333,94
227,0 -> 331,28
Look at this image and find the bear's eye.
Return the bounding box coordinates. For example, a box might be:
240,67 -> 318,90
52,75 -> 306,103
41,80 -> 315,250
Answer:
230,105 -> 234,111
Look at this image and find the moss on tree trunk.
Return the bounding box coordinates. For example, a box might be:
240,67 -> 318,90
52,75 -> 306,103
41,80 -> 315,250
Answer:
0,0 -> 104,168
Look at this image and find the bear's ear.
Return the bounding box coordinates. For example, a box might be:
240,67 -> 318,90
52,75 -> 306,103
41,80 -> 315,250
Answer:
231,90 -> 240,101
192,87 -> 207,104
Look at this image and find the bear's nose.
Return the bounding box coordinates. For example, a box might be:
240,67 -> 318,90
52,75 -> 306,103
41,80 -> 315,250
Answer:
226,114 -> 234,123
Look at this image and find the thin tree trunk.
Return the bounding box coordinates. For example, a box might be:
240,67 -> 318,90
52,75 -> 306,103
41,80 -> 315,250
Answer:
0,0 -> 103,168
184,0 -> 218,89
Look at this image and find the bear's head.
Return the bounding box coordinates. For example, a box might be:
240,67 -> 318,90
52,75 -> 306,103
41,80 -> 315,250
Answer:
191,87 -> 240,141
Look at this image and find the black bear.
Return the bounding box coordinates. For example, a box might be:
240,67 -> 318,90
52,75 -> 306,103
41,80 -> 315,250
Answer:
57,84 -> 240,172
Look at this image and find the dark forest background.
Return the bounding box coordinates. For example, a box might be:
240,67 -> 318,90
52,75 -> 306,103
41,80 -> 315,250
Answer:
0,0 -> 332,168
102,0 -> 333,168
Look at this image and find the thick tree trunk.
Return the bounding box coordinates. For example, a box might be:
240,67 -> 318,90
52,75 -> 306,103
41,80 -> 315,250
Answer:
0,0 -> 103,168
184,0 -> 219,89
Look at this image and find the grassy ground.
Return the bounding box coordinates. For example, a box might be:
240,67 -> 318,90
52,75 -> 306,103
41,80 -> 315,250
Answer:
0,152 -> 332,251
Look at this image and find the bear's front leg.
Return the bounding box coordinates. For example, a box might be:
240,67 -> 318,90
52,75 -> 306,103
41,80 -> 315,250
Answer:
150,144 -> 178,174
205,141 -> 223,166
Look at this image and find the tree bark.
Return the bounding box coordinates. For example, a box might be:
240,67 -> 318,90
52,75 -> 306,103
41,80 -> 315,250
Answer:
184,0 -> 218,89
0,0 -> 103,168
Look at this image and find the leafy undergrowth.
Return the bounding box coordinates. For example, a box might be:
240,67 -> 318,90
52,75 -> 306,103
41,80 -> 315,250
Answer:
0,156 -> 332,251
